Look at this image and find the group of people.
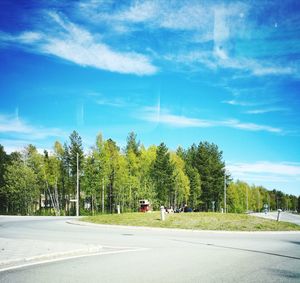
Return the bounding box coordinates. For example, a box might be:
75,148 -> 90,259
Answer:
164,205 -> 193,213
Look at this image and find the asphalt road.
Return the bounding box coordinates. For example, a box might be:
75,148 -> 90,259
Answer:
251,211 -> 300,225
0,216 -> 300,283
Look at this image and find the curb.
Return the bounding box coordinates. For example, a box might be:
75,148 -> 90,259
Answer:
67,220 -> 300,235
0,246 -> 103,272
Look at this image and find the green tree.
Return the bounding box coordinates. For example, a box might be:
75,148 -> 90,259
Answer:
185,165 -> 201,210
68,131 -> 84,215
82,153 -> 99,214
23,145 -> 45,213
4,160 -> 38,215
188,142 -> 225,211
151,143 -> 175,207
0,145 -> 9,213
171,153 -> 190,208
125,131 -> 140,156
227,180 -> 249,213
139,145 -> 157,208
43,150 -> 61,215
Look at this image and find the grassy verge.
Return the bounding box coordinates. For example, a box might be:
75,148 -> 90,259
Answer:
82,212 -> 300,231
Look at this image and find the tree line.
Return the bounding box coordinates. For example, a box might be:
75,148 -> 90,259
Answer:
0,131 -> 299,215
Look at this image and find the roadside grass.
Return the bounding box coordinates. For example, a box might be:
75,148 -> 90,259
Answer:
82,212 -> 300,231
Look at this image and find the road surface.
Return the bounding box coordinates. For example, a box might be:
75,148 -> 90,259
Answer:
0,216 -> 299,282
251,211 -> 300,225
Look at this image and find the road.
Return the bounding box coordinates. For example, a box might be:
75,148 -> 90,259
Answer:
0,216 -> 299,283
251,211 -> 300,225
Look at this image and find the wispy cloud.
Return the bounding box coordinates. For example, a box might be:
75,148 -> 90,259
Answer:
245,108 -> 288,114
141,107 -> 213,127
227,161 -> 300,190
0,113 -> 66,139
87,92 -> 133,108
222,100 -> 255,107
221,120 -> 281,133
0,12 -> 157,76
0,138 -> 50,154
138,107 -> 282,133
96,98 -> 129,108
168,50 -> 297,77
227,161 -> 300,176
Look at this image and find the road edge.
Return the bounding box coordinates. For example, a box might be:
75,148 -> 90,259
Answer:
67,219 -> 300,234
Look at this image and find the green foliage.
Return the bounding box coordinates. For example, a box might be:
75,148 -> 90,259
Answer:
0,132 -> 298,216
170,153 -> 190,207
125,131 -> 140,156
185,165 -> 201,210
3,160 -> 39,214
151,143 -> 175,207
186,142 -> 225,210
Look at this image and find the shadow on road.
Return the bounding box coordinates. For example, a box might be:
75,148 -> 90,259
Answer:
172,239 -> 300,260
269,268 -> 300,280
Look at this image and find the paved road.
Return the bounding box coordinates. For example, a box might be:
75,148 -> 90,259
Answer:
0,216 -> 300,282
251,212 -> 300,225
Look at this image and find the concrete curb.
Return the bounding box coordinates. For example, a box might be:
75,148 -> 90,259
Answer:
0,246 -> 103,272
67,219 -> 300,235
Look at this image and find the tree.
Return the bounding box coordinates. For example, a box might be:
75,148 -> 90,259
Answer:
43,150 -> 61,215
151,143 -> 175,207
139,145 -> 157,208
227,180 -> 249,213
104,138 -> 120,213
0,145 -> 9,213
125,131 -> 140,156
125,132 -> 142,211
23,145 -> 45,213
3,160 -> 38,215
171,153 -> 190,208
185,165 -> 201,210
82,153 -> 99,214
69,131 -> 84,178
189,142 -> 225,211
68,131 -> 84,215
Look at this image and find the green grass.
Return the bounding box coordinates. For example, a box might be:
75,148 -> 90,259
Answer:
82,212 -> 300,231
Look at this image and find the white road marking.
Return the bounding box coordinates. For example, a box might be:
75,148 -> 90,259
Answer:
0,247 -> 149,273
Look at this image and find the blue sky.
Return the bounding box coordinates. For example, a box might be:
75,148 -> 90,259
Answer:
0,0 -> 300,195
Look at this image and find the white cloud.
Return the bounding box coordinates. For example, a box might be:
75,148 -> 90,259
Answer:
141,107 -> 214,127
251,66 -> 294,76
96,98 -> 128,108
245,108 -> 288,114
0,113 -> 66,139
0,139 -> 49,154
1,13 -> 157,76
166,49 -> 296,77
227,161 -> 300,177
117,1 -> 158,23
226,161 -> 300,195
42,36 -> 157,75
227,161 -> 300,193
138,107 -> 282,133
222,100 -> 255,106
221,120 -> 281,133
17,31 -> 43,43
74,1 -> 298,77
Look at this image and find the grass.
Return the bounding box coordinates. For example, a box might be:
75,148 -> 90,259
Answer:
82,212 -> 300,231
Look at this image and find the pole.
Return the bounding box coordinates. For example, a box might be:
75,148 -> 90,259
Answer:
76,152 -> 79,217
160,206 -> 165,221
246,186 -> 248,212
102,178 -> 104,213
224,170 -> 226,213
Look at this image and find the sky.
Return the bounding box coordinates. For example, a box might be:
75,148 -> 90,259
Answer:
0,0 -> 300,195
